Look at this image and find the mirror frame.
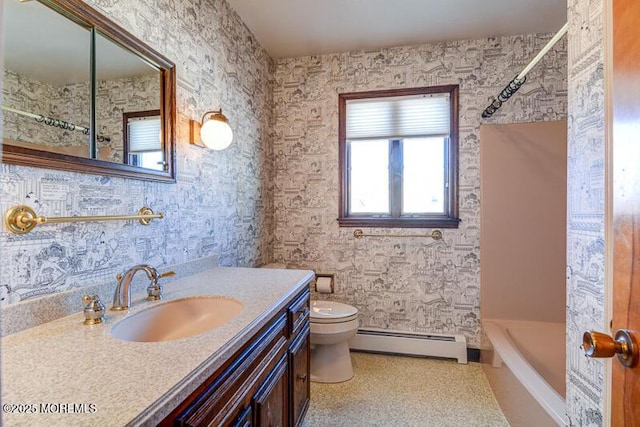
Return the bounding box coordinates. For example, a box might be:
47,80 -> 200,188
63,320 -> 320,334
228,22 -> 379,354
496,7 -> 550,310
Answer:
2,0 -> 177,183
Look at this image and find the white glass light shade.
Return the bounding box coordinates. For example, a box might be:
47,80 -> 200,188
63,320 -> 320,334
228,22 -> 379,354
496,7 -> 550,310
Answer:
200,114 -> 233,150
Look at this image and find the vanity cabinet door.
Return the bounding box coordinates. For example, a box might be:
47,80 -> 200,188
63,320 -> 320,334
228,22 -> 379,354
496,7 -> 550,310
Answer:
254,355 -> 289,427
289,324 -> 310,427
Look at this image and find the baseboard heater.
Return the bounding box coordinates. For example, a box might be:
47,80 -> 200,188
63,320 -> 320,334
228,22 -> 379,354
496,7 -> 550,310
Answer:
349,328 -> 468,364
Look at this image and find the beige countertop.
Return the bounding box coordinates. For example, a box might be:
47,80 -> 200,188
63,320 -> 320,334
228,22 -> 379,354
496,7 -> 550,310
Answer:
1,266 -> 314,427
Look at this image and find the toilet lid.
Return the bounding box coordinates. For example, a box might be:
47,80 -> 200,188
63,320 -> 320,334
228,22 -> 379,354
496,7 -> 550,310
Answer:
310,300 -> 358,324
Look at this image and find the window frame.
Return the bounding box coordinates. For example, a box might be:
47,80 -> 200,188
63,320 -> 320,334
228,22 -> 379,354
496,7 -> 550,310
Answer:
338,85 -> 460,228
123,109 -> 162,167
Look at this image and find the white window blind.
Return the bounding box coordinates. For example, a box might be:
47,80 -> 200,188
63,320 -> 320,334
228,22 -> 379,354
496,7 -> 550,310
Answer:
346,93 -> 450,140
128,116 -> 161,152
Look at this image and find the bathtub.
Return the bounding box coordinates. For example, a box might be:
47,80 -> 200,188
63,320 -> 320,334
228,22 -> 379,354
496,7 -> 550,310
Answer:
482,319 -> 567,426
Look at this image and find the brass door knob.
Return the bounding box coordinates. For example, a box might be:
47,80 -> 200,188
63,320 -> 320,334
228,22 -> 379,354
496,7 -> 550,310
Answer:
582,329 -> 639,368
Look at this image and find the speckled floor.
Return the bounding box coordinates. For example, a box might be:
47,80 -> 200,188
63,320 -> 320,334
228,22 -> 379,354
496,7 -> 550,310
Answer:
303,352 -> 509,427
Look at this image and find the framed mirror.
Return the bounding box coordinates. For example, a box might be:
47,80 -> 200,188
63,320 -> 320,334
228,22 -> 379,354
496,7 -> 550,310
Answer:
2,0 -> 176,182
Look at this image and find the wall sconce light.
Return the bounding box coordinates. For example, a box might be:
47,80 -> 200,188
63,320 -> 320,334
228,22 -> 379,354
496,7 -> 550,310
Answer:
189,109 -> 233,150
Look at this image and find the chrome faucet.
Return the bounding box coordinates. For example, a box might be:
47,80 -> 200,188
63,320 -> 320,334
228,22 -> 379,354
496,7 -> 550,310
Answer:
111,264 -> 175,310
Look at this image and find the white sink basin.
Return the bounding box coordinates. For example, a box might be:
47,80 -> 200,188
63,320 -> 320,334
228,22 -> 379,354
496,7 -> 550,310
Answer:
111,296 -> 243,342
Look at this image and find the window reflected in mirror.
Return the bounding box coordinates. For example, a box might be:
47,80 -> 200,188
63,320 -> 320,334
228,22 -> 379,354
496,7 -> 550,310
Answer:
123,110 -> 164,171
95,31 -> 163,168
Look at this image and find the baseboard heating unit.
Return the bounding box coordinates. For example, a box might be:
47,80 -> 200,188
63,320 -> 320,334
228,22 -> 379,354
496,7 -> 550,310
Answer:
349,328 -> 467,364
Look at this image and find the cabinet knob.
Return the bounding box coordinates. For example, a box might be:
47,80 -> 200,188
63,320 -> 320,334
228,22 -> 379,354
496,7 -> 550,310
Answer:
297,374 -> 307,382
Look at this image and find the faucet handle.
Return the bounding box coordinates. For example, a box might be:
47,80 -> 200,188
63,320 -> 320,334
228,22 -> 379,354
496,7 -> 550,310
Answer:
146,270 -> 175,301
82,295 -> 105,325
159,270 -> 176,279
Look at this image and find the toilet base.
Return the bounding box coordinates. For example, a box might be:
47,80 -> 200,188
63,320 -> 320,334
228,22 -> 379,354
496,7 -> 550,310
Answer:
310,340 -> 354,383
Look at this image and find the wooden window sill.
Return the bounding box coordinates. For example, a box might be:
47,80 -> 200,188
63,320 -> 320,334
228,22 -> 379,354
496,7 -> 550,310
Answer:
337,217 -> 461,229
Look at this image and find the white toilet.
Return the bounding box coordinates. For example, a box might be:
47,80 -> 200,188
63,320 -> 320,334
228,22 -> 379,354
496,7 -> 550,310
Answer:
309,300 -> 359,383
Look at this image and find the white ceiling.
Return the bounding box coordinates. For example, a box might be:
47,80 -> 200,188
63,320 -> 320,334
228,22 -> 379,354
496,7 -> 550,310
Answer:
226,0 -> 568,59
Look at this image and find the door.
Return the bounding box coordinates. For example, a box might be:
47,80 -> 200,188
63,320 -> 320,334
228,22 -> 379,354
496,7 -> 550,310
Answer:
611,0 -> 640,424
582,1 -> 640,425
254,355 -> 289,427
289,325 -> 310,427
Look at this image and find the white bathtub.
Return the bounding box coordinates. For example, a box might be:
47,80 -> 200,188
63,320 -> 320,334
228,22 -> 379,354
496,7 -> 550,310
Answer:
482,319 -> 567,426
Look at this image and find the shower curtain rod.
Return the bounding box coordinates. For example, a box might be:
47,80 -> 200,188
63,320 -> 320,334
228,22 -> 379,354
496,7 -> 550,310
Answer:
481,22 -> 568,118
1,105 -> 111,142
2,105 -> 91,134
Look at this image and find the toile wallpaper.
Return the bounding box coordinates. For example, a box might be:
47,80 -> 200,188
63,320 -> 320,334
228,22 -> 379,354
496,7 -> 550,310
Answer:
566,0 -> 607,425
3,69 -> 160,162
0,0 -> 274,305
271,34 -> 568,348
3,69 -> 89,149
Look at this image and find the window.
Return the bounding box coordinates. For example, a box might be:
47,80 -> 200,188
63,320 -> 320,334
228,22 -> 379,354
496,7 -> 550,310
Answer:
123,110 -> 164,171
338,86 -> 460,228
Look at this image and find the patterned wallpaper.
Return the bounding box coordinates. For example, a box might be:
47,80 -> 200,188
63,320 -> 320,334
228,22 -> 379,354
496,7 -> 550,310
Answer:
3,69 -> 159,162
0,0 -> 274,305
271,34 -> 568,347
566,0 -> 607,425
3,69 -> 89,149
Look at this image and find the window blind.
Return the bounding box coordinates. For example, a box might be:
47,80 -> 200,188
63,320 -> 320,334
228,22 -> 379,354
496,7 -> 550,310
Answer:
346,93 -> 450,140
128,116 -> 161,152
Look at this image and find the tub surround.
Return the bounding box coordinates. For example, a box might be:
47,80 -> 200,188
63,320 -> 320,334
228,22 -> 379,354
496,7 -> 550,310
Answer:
480,121 -> 567,324
478,120 -> 567,425
1,266 -> 314,426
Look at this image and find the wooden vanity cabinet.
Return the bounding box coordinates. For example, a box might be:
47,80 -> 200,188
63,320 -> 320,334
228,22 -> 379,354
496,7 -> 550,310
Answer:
289,325 -> 310,427
161,287 -> 310,427
254,355 -> 289,426
287,290 -> 310,427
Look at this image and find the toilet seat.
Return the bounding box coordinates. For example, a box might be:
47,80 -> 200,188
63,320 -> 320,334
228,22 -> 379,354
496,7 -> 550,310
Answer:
310,300 -> 358,324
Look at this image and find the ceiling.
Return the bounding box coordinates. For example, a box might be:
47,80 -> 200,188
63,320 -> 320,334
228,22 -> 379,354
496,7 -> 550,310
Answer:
226,0 -> 568,59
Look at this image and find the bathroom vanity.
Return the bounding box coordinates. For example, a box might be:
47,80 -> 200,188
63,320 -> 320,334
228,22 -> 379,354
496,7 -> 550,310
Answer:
1,266 -> 314,426
160,286 -> 310,426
